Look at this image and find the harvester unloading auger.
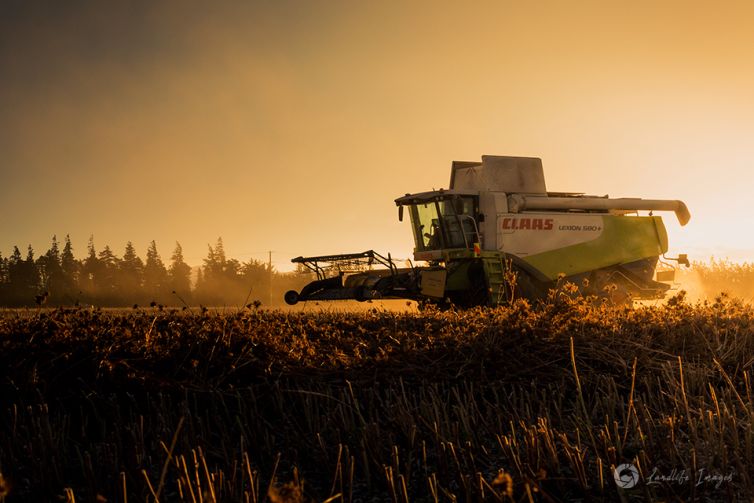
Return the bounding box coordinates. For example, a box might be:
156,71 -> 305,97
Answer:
285,156 -> 690,307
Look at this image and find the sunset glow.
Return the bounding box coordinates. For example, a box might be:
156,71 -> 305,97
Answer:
5,4 -> 754,501
1,1 -> 753,269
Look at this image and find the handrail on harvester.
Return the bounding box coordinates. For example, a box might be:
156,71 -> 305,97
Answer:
291,250 -> 397,280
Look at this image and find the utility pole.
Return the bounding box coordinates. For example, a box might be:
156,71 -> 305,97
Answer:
268,251 -> 273,306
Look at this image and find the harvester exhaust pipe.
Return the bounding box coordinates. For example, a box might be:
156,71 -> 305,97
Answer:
508,195 -> 691,226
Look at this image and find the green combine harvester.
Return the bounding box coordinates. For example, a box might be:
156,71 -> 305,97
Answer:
285,155 -> 690,307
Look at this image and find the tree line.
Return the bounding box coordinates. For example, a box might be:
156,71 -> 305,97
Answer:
0,236 -> 308,308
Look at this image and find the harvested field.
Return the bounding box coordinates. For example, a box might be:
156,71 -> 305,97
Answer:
0,291 -> 752,501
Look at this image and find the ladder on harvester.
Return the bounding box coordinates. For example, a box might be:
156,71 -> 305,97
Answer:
482,254 -> 509,306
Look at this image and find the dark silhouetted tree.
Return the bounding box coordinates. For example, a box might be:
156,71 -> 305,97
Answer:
37,236 -> 64,303
0,235 -> 301,307
118,242 -> 143,303
144,240 -> 168,301
96,245 -> 119,303
24,245 -> 38,288
7,247 -> 20,288
168,242 -> 192,300
80,236 -> 100,301
203,238 -> 225,282
195,238 -> 262,305
6,245 -> 40,305
5,247 -> 22,305
197,237 -> 247,305
60,235 -> 79,302
225,258 -> 241,280
0,253 -> 7,284
242,258 -> 269,304
0,253 -> 8,304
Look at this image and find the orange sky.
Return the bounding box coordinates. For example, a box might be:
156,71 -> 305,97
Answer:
1,0 -> 753,270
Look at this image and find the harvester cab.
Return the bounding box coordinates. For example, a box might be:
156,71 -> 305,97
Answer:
285,155 -> 691,307
397,190 -> 481,258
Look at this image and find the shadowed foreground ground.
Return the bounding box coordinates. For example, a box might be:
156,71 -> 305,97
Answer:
0,292 -> 752,501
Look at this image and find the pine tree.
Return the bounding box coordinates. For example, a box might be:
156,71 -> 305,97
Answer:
96,245 -> 119,302
0,253 -> 8,305
23,245 -> 40,292
199,239 -> 223,304
225,258 -> 241,279
214,237 -> 226,265
79,236 -> 101,303
168,242 -> 192,298
197,237 -> 253,306
242,258 -> 270,305
143,240 -> 168,300
60,235 -> 79,302
0,253 -> 7,284
37,236 -> 64,302
203,240 -> 224,281
6,245 -> 41,305
118,242 -> 144,303
8,246 -> 22,281
47,235 -> 60,261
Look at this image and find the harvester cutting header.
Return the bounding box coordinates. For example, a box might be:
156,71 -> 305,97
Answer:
285,155 -> 690,307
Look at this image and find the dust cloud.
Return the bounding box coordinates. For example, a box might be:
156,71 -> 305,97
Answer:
672,262 -> 754,304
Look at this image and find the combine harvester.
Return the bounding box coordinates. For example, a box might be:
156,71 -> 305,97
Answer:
285,155 -> 690,307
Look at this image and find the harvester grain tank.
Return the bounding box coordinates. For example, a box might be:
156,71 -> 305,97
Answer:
285,155 -> 690,307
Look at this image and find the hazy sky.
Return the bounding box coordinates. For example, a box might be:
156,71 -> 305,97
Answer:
2,0 -> 754,270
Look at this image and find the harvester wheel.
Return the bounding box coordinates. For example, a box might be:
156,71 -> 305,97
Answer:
284,290 -> 299,305
354,285 -> 368,302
